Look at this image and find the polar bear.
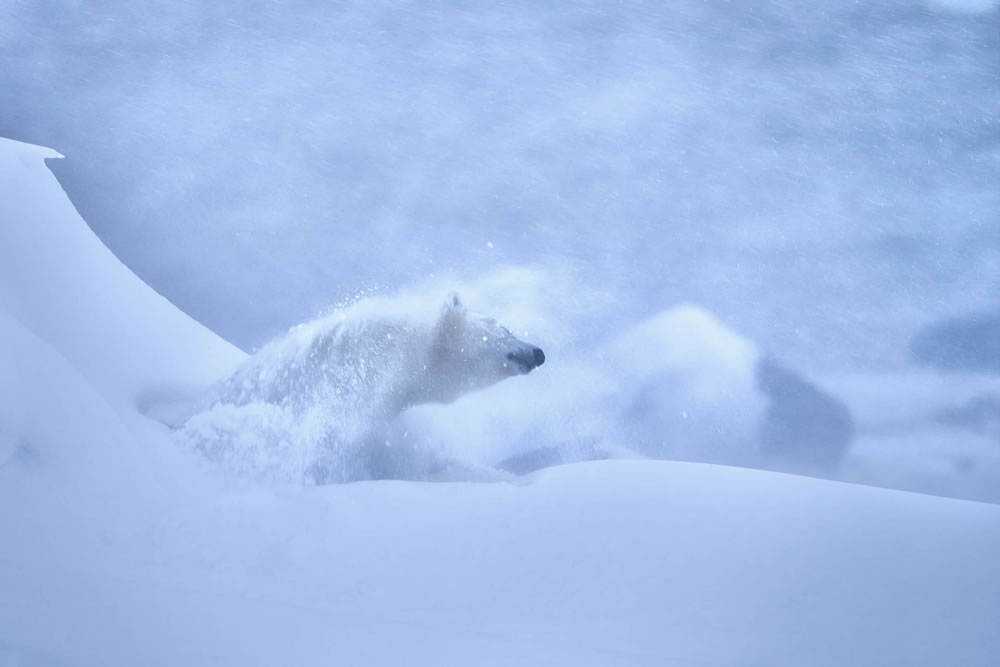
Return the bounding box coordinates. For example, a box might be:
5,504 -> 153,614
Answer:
179,293 -> 545,483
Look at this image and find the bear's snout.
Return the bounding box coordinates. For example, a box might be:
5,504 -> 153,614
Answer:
506,346 -> 545,374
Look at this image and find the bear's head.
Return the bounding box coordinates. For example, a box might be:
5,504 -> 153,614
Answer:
422,293 -> 545,404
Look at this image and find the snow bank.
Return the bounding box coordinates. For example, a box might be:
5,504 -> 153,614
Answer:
0,137 -> 243,405
2,137 -> 1000,666
3,458 -> 999,667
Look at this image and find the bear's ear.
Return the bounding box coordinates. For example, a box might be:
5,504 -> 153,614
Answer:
432,293 -> 466,355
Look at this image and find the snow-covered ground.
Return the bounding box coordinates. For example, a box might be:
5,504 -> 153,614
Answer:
2,138 -> 1000,666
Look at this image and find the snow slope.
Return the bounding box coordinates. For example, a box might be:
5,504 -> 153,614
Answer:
0,136 -> 244,403
5,462 -> 1000,667
2,138 -> 999,666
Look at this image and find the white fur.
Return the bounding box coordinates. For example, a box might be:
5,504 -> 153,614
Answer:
178,294 -> 542,483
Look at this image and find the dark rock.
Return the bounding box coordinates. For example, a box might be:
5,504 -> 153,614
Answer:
496,438 -> 611,476
911,312 -> 1000,372
935,393 -> 1000,441
756,357 -> 854,470
496,447 -> 567,476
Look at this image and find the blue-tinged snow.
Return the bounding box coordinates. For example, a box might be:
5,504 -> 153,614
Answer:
0,136 -> 243,401
2,138 -> 1000,666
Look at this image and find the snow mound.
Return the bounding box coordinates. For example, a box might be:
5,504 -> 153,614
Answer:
0,137 -> 243,406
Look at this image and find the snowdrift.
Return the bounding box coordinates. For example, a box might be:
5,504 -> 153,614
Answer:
0,137 -> 243,403
2,137 -> 999,666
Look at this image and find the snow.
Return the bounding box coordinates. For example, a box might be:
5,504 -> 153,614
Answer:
924,0 -> 1000,14
2,137 -> 1000,666
0,136 -> 243,404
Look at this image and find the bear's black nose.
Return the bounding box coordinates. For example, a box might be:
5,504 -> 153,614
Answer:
506,347 -> 546,373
